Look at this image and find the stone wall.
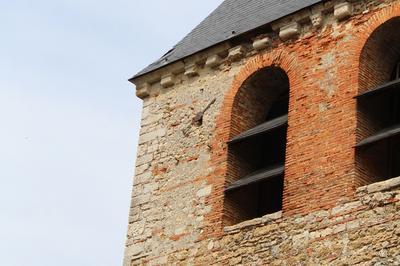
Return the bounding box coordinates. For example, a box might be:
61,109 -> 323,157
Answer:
125,63 -> 241,264
127,176 -> 400,265
162,177 -> 400,265
124,0 -> 400,264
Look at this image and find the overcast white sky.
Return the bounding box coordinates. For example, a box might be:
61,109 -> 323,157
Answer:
0,1 -> 223,265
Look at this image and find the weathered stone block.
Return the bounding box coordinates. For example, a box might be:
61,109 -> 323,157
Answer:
333,223 -> 346,234
136,154 -> 153,166
196,185 -> 212,197
142,113 -> 163,126
125,243 -> 144,257
128,221 -> 146,236
135,163 -> 149,176
161,74 -> 175,88
134,172 -> 151,184
184,63 -> 199,77
334,2 -> 352,21
139,128 -> 166,144
228,45 -> 246,61
136,83 -> 151,99
131,193 -> 151,206
205,54 -> 222,68
279,22 -> 300,41
252,37 -> 271,50
261,211 -> 282,223
346,220 -> 360,230
143,183 -> 158,194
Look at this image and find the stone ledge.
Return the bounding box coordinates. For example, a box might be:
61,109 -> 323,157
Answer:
223,176 -> 400,236
356,176 -> 400,195
224,211 -> 282,234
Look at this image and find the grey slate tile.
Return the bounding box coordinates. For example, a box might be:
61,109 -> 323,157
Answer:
131,0 -> 321,80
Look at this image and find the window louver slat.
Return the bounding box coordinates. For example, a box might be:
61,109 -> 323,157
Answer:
355,79 -> 400,99
356,124 -> 400,147
228,115 -> 288,144
225,165 -> 284,192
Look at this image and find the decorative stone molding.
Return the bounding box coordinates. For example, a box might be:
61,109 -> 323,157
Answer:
252,37 -> 271,51
205,55 -> 223,68
136,83 -> 151,99
227,45 -> 246,61
136,87 -> 151,99
160,74 -> 175,88
334,2 -> 352,21
184,64 -> 199,77
310,13 -> 323,28
205,54 -> 222,68
130,0 -> 386,101
279,22 -> 300,41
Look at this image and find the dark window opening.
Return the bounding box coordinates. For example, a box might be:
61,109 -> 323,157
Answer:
227,176 -> 284,221
391,140 -> 400,177
224,67 -> 289,225
357,62 -> 400,182
391,62 -> 400,81
229,126 -> 287,170
265,91 -> 289,120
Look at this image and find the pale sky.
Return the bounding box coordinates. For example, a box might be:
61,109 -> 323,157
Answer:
0,1 -> 223,265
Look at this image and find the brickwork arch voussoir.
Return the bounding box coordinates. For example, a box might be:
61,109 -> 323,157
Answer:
352,2 -> 400,92
220,50 -> 300,132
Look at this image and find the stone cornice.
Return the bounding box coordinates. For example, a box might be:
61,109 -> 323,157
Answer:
131,0 -> 376,100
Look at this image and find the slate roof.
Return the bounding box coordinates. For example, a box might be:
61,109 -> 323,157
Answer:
131,0 -> 322,80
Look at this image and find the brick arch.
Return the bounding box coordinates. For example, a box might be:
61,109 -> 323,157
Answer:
201,5 -> 400,240
320,3 -> 400,197
221,51 -> 301,134
350,2 -> 400,190
215,49 -> 302,167
202,49 -> 303,238
349,3 -> 400,94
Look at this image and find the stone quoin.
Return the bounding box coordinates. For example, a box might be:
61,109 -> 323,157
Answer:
125,0 -> 400,265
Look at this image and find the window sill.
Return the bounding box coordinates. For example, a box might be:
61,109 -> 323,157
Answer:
223,211 -> 282,234
356,175 -> 400,195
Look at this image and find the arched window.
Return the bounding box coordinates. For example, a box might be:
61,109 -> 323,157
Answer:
224,66 -> 289,225
356,18 -> 400,185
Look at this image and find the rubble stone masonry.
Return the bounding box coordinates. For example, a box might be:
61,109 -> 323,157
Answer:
125,0 -> 400,264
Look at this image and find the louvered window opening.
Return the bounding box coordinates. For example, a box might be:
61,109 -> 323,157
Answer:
225,68 -> 289,224
356,62 -> 400,181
